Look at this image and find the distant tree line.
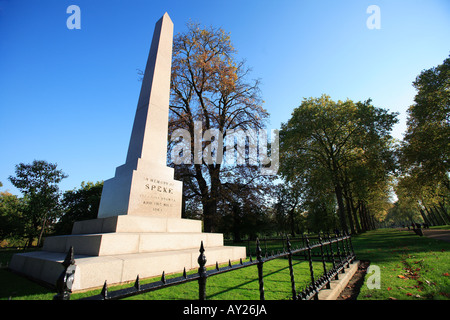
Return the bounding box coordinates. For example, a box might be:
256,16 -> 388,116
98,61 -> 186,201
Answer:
0,160 -> 102,247
278,94 -> 398,234
391,55 -> 450,227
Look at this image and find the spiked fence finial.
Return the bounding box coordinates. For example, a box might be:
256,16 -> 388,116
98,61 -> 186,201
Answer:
101,280 -> 108,300
134,275 -> 140,291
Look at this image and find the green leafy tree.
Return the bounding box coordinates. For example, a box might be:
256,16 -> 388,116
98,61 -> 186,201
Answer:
0,191 -> 28,245
280,95 -> 398,233
400,55 -> 450,190
397,55 -> 450,225
272,180 -> 304,236
54,181 -> 103,235
8,160 -> 67,246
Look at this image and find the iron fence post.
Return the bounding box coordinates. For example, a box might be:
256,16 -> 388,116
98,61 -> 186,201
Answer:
264,237 -> 268,258
100,281 -> 109,300
301,234 -> 307,260
305,235 -> 318,300
339,232 -> 347,268
286,236 -> 297,300
335,231 -> 345,273
340,231 -> 350,268
348,232 -> 356,258
256,238 -> 265,300
318,233 -> 330,289
53,246 -> 76,300
327,233 -> 339,280
343,231 -> 351,265
324,233 -> 331,260
198,241 -> 207,300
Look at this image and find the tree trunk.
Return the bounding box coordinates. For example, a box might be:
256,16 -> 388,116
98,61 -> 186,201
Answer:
359,201 -> 368,232
37,217 -> 46,247
206,165 -> 221,233
231,202 -> 242,242
437,202 -> 450,224
350,196 -> 361,233
419,208 -> 431,226
194,164 -> 213,232
345,194 -> 356,234
424,206 -> 438,226
334,183 -> 348,232
289,208 -> 296,237
431,206 -> 445,225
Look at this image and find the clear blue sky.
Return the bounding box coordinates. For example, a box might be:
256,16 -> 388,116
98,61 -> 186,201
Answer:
1,0 -> 449,196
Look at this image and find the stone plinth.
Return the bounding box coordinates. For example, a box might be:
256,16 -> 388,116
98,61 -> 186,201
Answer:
10,242 -> 246,291
9,214 -> 246,291
9,214 -> 247,291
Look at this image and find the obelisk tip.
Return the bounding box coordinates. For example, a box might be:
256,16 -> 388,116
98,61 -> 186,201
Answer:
162,12 -> 172,22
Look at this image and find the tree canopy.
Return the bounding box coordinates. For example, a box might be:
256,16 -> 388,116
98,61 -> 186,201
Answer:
392,55 -> 450,226
169,22 -> 271,232
279,95 -> 398,233
8,160 -> 67,246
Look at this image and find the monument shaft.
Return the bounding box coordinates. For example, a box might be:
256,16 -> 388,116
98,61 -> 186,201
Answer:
97,13 -> 182,219
127,13 -> 173,165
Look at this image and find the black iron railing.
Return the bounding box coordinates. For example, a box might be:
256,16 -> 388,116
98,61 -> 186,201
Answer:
53,232 -> 356,301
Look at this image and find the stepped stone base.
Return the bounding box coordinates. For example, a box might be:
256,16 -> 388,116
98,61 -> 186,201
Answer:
9,216 -> 246,292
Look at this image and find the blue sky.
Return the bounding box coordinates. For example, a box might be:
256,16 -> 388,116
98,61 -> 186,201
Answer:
1,0 -> 449,196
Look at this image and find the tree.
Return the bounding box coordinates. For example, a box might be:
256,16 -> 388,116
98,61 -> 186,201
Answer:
272,180 -> 304,236
400,55 -> 450,191
168,22 -> 270,232
280,95 -> 398,233
0,191 -> 27,245
219,177 -> 272,241
54,181 -> 103,235
8,160 -> 67,246
397,55 -> 450,225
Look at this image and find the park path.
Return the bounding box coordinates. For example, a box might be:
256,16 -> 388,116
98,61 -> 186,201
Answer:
421,229 -> 450,243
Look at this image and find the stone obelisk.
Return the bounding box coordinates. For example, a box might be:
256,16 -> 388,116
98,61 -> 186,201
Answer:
9,13 -> 246,291
97,12 -> 182,219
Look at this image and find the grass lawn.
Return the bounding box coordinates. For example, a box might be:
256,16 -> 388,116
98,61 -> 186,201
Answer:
1,228 -> 449,300
352,228 -> 450,300
79,258 -> 330,301
0,251 -> 330,300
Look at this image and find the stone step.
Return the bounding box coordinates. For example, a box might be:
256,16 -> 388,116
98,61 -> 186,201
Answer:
9,245 -> 247,291
72,216 -> 202,235
42,232 -> 224,256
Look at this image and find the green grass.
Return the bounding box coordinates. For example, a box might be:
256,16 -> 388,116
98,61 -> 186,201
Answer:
0,237 -> 327,300
352,228 -> 450,300
0,251 -> 329,300
0,268 -> 55,300
1,228 -> 449,300
70,257 -> 330,300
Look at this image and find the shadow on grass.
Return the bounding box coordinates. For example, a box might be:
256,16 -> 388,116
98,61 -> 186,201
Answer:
0,269 -> 54,300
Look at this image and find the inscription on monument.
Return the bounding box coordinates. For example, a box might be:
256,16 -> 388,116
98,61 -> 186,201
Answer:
141,178 -> 177,212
